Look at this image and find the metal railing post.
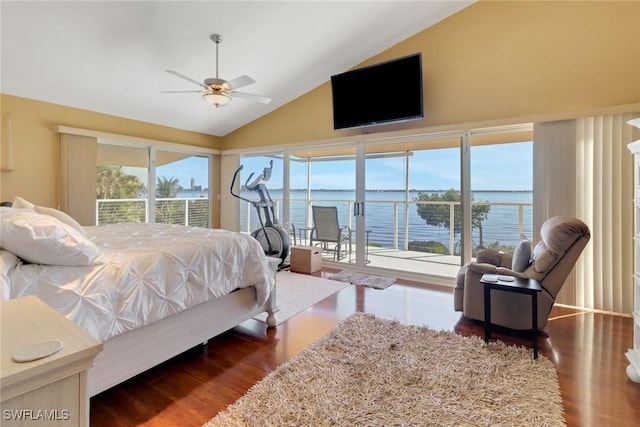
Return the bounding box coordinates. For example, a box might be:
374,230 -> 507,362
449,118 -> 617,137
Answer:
394,202 -> 399,250
449,202 -> 456,255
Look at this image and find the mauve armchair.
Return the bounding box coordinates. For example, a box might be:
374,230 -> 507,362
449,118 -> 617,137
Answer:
454,216 -> 590,330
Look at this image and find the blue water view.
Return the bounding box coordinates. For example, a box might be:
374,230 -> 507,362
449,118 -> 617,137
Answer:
240,189 -> 533,252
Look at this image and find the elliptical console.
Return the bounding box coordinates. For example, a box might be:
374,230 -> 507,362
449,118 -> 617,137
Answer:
230,161 -> 290,267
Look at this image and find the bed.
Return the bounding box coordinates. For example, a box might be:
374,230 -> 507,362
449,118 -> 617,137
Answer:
0,205 -> 279,398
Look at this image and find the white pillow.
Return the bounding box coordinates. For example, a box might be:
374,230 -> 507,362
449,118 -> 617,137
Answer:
12,196 -> 87,237
511,239 -> 532,272
0,208 -> 101,266
0,249 -> 20,300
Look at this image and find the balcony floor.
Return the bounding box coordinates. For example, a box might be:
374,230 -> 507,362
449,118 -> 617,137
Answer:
364,247 -> 462,279
293,243 -> 462,285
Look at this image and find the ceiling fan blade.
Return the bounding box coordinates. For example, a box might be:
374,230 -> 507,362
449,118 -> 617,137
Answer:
225,75 -> 255,90
165,70 -> 208,89
231,91 -> 272,104
160,90 -> 203,93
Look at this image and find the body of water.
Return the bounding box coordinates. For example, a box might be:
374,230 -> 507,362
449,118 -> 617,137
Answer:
240,189 -> 533,251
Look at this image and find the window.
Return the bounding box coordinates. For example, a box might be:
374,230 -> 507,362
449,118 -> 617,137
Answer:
96,143 -> 212,226
470,140 -> 533,254
236,125 -> 533,280
237,155 -> 284,234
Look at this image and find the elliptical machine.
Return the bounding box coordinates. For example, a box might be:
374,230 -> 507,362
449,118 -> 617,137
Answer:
230,160 -> 290,267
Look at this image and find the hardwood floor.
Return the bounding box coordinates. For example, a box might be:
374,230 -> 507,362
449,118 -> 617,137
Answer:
90,275 -> 640,426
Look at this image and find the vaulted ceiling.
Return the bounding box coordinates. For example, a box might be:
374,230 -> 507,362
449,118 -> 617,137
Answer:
1,1 -> 473,137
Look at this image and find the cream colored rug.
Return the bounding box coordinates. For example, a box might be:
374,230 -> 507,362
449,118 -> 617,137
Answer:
206,313 -> 565,427
253,271 -> 350,326
329,270 -> 396,289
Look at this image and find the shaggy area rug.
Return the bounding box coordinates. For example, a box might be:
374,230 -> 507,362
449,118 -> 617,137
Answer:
205,313 -> 565,427
253,271 -> 350,326
329,270 -> 396,289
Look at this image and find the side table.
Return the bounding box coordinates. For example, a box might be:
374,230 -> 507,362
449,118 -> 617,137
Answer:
480,274 -> 543,359
1,296 -> 102,426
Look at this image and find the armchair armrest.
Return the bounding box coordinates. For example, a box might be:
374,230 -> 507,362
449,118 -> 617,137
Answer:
468,262 -> 500,275
476,248 -> 513,268
467,262 -> 527,279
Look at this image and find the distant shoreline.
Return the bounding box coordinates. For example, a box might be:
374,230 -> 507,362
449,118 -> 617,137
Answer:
268,189 -> 532,193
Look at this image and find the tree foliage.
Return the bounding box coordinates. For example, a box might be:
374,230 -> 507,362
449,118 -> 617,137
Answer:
96,165 -> 145,199
156,175 -> 183,198
414,189 -> 491,247
96,166 -> 146,224
95,168 -> 207,227
155,175 -> 185,224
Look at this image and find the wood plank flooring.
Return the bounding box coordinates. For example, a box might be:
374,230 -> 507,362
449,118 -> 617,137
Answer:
90,275 -> 640,426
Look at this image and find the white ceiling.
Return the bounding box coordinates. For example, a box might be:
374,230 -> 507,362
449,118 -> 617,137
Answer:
1,1 -> 473,137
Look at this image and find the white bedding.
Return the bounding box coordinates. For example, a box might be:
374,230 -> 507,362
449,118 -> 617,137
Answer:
5,223 -> 275,342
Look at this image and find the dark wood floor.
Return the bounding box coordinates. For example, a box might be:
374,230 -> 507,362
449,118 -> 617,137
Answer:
90,274 -> 640,426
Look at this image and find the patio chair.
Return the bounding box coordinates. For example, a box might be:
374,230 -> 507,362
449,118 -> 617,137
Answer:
454,216 -> 590,330
310,205 -> 351,261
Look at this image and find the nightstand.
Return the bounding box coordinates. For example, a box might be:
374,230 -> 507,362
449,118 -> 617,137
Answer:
480,274 -> 543,359
1,296 -> 102,426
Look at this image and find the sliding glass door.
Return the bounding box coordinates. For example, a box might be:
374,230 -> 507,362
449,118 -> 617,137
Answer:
469,137 -> 533,254
155,151 -> 211,227
237,124 -> 532,280
362,139 -> 462,278
286,147 -> 356,264
96,144 -> 149,224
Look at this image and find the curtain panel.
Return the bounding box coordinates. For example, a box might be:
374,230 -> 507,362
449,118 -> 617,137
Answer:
59,133 -> 97,226
575,114 -> 636,313
533,120 -> 578,306
534,113 -> 637,313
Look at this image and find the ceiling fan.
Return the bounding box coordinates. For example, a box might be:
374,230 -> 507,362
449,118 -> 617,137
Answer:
163,34 -> 271,107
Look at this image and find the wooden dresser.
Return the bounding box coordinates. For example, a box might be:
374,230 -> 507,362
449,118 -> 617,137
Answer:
1,296 -> 102,426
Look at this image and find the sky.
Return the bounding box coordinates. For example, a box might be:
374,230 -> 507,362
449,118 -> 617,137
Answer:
155,141 -> 533,193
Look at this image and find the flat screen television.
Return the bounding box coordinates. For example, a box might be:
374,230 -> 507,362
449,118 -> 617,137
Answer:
331,53 -> 423,130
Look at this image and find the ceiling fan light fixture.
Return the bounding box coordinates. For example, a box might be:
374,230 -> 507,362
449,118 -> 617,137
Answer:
203,92 -> 231,106
164,33 -> 271,106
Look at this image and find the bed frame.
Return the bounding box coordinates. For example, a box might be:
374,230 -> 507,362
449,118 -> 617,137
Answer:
2,201 -> 280,420
86,285 -> 277,398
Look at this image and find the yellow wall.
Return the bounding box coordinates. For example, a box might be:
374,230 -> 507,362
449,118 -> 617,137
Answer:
0,95 -> 220,207
222,1 -> 640,150
1,1 -> 639,211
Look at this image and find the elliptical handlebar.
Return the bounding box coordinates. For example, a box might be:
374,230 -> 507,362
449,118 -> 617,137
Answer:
244,160 -> 273,191
230,164 -> 253,204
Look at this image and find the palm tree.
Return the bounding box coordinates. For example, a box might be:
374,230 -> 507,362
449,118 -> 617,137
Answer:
96,165 -> 146,224
156,176 -> 184,224
156,176 -> 182,198
96,165 -> 145,199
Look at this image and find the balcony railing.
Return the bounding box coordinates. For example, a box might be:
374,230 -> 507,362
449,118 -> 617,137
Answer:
96,198 -> 209,227
242,198 -> 532,256
97,196 -> 531,257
